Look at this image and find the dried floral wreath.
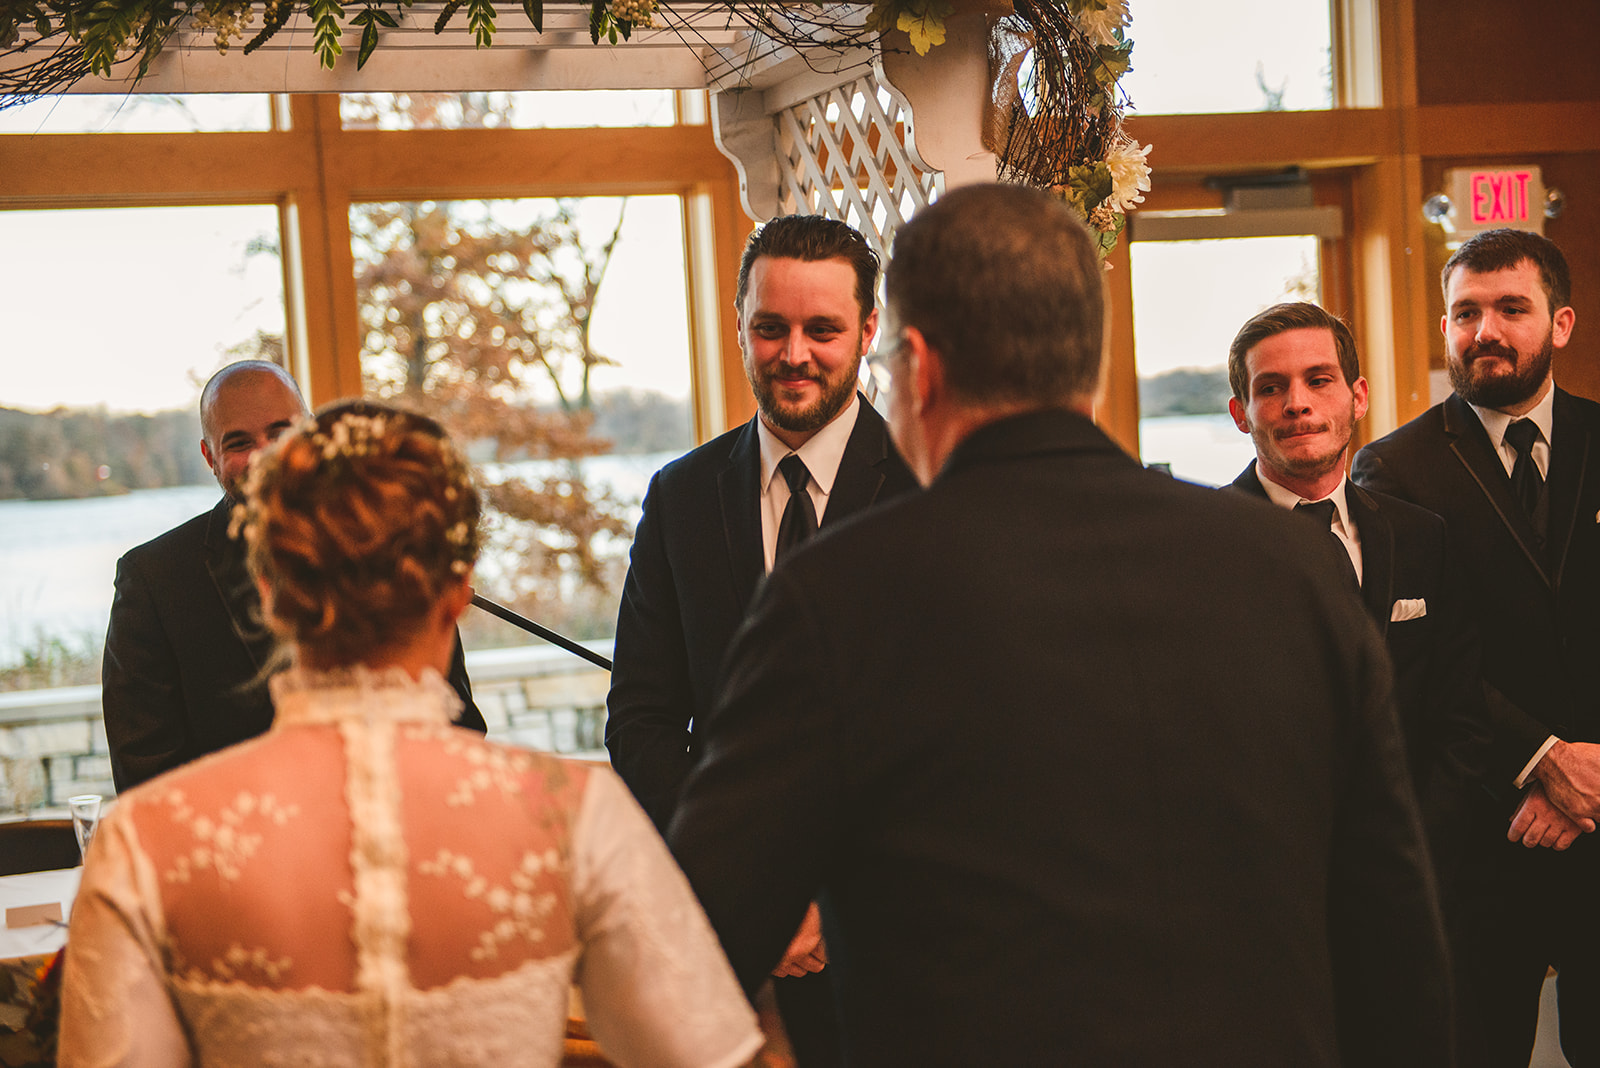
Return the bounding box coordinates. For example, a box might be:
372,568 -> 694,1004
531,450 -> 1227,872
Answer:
987,0 -> 1146,257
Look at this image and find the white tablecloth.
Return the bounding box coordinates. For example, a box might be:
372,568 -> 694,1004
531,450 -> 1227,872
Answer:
0,867 -> 81,961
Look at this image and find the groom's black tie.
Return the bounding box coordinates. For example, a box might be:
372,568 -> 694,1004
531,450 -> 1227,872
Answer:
776,454 -> 818,564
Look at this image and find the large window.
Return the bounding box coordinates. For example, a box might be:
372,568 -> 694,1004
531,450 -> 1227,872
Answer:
1130,235 -> 1323,485
1120,0 -> 1334,114
351,194 -> 695,647
341,90 -> 679,129
0,90 -> 739,805
0,204 -> 285,683
0,94 -> 276,133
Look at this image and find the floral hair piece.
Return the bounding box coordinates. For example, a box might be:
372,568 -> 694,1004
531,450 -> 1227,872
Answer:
230,402 -> 482,579
446,521 -> 473,573
311,411 -> 389,462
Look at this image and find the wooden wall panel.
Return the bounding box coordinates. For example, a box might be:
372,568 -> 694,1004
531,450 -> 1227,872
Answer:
1414,0 -> 1600,106
1097,238 -> 1138,459
1418,150 -> 1600,404
1407,0 -> 1600,404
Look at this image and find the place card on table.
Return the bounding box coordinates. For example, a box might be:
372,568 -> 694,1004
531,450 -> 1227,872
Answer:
5,902 -> 63,929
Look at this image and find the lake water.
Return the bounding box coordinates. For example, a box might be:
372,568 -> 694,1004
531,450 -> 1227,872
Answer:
1137,412 -> 1256,488
0,420 -> 1251,663
0,485 -> 223,659
0,452 -> 674,663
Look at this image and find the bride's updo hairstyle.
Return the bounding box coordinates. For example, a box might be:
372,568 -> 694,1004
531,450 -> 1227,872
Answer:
234,400 -> 482,664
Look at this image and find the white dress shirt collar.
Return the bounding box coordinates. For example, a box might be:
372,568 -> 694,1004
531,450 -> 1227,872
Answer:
756,392 -> 861,511
1255,463 -> 1354,537
756,394 -> 862,573
1468,381 -> 1555,479
1255,464 -> 1364,585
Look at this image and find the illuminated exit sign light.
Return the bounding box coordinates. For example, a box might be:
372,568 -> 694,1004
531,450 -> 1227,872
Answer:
1442,166 -> 1546,241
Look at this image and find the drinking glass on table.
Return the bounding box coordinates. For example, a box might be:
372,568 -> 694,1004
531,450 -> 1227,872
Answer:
68,794 -> 102,861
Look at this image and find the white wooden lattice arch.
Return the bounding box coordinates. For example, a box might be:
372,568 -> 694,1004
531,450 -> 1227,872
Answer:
706,13 -> 996,255
773,74 -> 940,253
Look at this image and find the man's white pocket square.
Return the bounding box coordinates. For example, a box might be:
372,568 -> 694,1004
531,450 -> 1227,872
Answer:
1390,598 -> 1427,622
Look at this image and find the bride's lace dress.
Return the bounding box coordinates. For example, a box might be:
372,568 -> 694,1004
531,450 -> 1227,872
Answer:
59,667 -> 761,1068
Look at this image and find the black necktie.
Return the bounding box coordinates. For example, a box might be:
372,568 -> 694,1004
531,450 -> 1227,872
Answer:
1294,499 -> 1360,590
775,454 -> 818,565
1505,418 -> 1547,539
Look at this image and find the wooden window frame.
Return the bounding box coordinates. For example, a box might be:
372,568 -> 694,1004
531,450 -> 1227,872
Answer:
0,94 -> 752,436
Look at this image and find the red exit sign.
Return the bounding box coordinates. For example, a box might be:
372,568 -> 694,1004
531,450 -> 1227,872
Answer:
1443,166 -> 1546,240
1470,169 -> 1534,223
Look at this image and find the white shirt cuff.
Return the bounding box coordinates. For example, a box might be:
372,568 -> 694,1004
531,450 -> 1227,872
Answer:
1514,735 -> 1560,789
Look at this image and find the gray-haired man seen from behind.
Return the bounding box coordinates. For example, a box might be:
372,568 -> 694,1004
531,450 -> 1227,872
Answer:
669,183 -> 1453,1066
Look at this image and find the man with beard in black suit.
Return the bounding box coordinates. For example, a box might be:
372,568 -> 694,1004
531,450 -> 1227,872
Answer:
1355,228 -> 1600,1067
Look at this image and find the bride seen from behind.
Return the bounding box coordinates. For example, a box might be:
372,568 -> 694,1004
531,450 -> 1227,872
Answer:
58,400 -> 761,1068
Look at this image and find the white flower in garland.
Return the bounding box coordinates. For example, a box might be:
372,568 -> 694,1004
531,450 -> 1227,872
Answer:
609,0 -> 659,28
1105,136 -> 1153,212
190,1 -> 256,53
1074,0 -> 1131,50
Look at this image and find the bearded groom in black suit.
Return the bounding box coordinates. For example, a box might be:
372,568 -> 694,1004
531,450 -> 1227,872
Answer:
670,184 -> 1452,1066
1355,228 -> 1600,1067
605,215 -> 917,1065
102,361 -> 483,793
1224,301 -> 1490,886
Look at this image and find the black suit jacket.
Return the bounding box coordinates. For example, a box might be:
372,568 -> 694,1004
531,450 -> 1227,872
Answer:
671,410 -> 1451,1067
1228,465 -> 1490,876
102,497 -> 484,792
606,397 -> 918,833
1354,388 -> 1600,790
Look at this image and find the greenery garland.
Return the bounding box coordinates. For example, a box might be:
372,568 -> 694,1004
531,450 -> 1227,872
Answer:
0,0 -> 1148,254
0,0 -> 924,85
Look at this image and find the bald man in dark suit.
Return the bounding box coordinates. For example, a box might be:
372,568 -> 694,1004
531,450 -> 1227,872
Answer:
103,361 -> 482,792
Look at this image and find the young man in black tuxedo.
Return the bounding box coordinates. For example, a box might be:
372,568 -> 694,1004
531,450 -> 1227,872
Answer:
1355,228 -> 1600,1067
605,215 -> 917,1065
1225,301 -> 1491,884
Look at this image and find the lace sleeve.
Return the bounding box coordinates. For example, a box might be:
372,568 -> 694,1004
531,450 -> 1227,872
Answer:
58,804 -> 193,1068
572,768 -> 762,1068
